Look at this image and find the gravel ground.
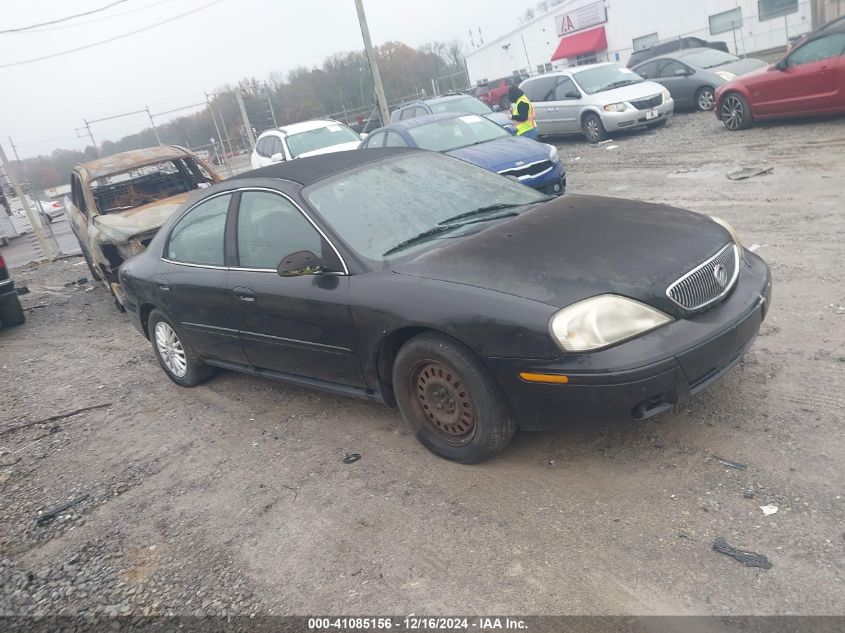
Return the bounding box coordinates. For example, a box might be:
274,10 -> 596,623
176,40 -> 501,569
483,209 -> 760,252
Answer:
1,111 -> 844,619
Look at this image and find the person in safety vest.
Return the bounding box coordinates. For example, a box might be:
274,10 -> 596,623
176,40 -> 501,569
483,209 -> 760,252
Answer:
508,86 -> 538,140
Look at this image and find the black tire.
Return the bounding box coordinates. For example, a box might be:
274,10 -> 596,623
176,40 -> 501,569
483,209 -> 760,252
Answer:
393,333 -> 516,464
720,92 -> 753,130
147,309 -> 215,387
79,247 -> 102,282
0,294 -> 26,327
582,112 -> 608,143
695,86 -> 715,112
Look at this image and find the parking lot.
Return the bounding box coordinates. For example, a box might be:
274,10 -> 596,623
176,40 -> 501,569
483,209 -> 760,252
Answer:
1,110 -> 844,618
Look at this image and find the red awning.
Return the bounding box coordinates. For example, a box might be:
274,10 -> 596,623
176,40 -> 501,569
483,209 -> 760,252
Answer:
551,26 -> 608,61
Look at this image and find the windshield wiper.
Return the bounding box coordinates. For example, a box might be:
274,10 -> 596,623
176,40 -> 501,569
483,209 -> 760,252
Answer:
383,225 -> 462,256
438,202 -> 542,226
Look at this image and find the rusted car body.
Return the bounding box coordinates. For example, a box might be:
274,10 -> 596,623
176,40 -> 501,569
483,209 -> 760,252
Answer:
66,146 -> 220,305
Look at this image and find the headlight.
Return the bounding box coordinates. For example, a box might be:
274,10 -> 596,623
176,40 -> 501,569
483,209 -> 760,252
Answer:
603,102 -> 628,112
661,89 -> 672,102
549,295 -> 672,352
715,70 -> 738,82
710,216 -> 743,248
546,144 -> 559,162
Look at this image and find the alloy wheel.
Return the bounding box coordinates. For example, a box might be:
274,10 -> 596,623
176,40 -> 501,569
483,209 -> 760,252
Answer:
413,361 -> 476,443
155,321 -> 188,378
585,118 -> 601,142
698,88 -> 715,111
721,95 -> 745,130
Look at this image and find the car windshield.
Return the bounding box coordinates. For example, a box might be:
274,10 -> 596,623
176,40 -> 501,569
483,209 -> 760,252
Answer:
407,115 -> 509,153
285,124 -> 360,158
305,153 -> 546,260
572,65 -> 644,94
428,96 -> 492,115
90,158 -> 215,214
681,49 -> 739,68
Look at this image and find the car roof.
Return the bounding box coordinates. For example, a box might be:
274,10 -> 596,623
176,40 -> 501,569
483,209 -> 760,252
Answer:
636,47 -> 718,64
234,147 -> 418,185
525,61 -> 617,79
267,119 -> 343,137
387,112 -> 486,130
78,145 -> 193,179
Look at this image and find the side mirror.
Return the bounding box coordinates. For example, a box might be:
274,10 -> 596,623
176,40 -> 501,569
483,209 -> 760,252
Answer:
492,104 -> 502,112
564,90 -> 581,99
270,152 -> 285,162
639,72 -> 649,78
358,132 -> 369,140
277,251 -> 325,277
674,68 -> 690,76
773,59 -> 788,71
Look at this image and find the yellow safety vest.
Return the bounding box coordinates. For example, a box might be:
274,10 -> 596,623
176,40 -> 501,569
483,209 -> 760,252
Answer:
512,95 -> 537,135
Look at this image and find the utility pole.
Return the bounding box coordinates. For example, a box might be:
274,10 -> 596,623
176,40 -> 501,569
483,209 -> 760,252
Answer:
146,107 -> 162,145
83,119 -> 100,157
353,0 -> 389,127
9,138 -> 61,257
0,141 -> 54,260
236,88 -> 256,149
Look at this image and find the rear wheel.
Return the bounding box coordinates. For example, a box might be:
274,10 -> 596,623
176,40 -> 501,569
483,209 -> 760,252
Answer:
582,112 -> 608,143
393,333 -> 516,464
0,294 -> 25,327
148,309 -> 215,387
720,92 -> 753,130
696,86 -> 715,112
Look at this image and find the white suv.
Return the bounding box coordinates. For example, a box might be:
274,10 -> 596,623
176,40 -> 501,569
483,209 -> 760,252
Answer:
250,120 -> 363,168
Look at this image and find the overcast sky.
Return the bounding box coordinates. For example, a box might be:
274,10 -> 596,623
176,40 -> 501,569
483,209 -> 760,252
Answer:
0,0 -> 532,158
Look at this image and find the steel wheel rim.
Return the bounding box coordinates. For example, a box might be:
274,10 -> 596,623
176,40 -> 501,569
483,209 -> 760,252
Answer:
722,96 -> 744,130
698,89 -> 714,111
155,322 -> 188,378
585,118 -> 600,141
413,361 -> 476,445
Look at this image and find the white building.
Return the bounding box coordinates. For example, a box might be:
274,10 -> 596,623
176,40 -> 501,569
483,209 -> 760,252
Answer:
465,0 -> 839,84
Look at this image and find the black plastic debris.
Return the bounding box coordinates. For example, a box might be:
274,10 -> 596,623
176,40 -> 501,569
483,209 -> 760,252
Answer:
35,494 -> 88,526
16,286 -> 29,296
727,166 -> 774,180
711,455 -> 748,470
342,452 -> 361,464
712,537 -> 772,569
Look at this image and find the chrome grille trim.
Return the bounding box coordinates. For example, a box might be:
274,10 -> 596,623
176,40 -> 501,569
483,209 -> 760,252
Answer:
498,159 -> 554,179
630,94 -> 662,110
666,243 -> 739,312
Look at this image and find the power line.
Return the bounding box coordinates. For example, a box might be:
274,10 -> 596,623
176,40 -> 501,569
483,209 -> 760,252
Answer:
0,0 -> 226,69
0,0 -> 135,35
11,0 -> 179,34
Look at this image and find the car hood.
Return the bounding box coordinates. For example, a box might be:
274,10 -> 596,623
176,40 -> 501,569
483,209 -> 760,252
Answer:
446,135 -> 551,172
483,111 -> 514,128
392,194 -> 732,317
295,141 -> 361,159
92,192 -> 193,242
588,80 -> 667,105
713,57 -> 769,77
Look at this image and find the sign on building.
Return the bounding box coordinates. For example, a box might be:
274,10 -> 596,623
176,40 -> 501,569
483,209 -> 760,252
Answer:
555,1 -> 607,36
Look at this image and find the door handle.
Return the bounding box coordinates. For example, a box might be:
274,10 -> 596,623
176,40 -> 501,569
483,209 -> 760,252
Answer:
233,286 -> 256,302
158,284 -> 170,291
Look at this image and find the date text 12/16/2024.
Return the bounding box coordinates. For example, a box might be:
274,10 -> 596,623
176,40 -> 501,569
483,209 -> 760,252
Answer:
308,617 -> 528,630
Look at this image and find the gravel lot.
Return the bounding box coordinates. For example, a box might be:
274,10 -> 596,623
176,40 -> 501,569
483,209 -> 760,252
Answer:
1,111 -> 844,620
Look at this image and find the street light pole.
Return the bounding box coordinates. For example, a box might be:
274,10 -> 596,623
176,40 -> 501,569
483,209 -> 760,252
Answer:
353,0 -> 389,127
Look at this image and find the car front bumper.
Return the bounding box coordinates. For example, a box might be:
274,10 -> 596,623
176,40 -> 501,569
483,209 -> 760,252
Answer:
600,99 -> 674,132
487,250 -> 771,431
522,160 -> 567,194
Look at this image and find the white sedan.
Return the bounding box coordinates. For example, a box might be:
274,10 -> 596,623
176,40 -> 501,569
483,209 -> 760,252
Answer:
250,119 -> 363,169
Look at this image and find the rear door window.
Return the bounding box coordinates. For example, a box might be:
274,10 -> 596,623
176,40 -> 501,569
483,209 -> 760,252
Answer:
521,76 -> 558,102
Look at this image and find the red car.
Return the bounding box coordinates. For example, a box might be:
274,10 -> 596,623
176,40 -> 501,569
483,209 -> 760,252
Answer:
715,20 -> 845,130
475,76 -> 518,110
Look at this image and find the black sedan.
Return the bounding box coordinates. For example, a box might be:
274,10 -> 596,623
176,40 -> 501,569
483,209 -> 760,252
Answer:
119,148 -> 772,463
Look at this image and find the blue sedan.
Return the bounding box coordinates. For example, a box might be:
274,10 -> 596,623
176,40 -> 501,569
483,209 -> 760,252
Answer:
360,113 -> 566,194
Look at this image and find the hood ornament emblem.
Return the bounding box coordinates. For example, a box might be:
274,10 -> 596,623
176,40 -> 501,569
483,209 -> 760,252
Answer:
713,263 -> 728,288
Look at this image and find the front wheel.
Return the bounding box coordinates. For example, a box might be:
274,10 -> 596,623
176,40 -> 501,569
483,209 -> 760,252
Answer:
696,86 -> 715,112
148,309 -> 215,387
720,92 -> 753,130
582,112 -> 608,143
393,333 -> 516,464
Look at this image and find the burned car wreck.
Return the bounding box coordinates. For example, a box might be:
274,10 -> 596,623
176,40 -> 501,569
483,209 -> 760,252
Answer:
66,146 -> 220,306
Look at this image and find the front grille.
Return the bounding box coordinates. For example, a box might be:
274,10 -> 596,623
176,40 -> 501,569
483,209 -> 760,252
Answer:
666,243 -> 739,312
498,159 -> 553,180
630,94 -> 662,110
